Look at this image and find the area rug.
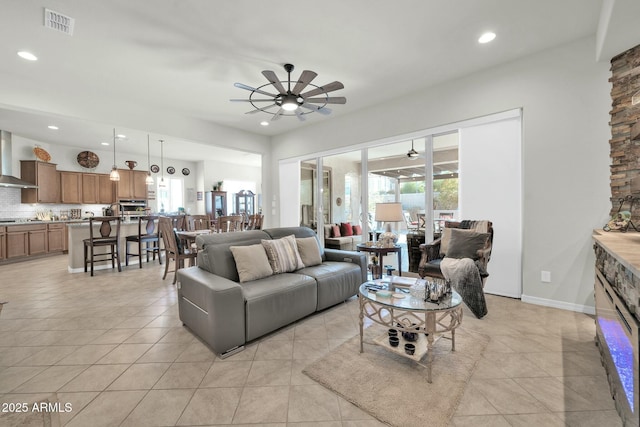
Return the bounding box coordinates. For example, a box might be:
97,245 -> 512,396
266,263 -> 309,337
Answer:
303,327 -> 489,427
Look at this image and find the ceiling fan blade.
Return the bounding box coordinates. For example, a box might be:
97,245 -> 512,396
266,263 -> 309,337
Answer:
245,104 -> 278,114
292,70 -> 318,95
300,81 -> 344,98
295,109 -> 306,122
300,103 -> 332,115
234,82 -> 277,98
304,97 -> 346,105
261,70 -> 287,94
271,108 -> 284,121
230,99 -> 275,102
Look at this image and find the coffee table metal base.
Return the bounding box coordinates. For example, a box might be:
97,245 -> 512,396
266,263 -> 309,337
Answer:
359,292 -> 463,383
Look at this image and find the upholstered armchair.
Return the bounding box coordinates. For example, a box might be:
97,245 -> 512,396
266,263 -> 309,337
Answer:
418,220 -> 493,318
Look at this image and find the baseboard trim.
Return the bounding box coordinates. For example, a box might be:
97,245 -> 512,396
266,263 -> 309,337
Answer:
521,294 -> 595,315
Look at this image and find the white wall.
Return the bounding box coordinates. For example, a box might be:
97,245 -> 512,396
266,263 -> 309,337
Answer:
271,36 -> 611,312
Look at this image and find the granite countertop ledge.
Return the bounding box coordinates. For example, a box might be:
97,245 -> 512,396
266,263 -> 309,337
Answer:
593,229 -> 640,278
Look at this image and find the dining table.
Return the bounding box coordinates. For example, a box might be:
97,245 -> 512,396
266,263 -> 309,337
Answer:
175,229 -> 212,251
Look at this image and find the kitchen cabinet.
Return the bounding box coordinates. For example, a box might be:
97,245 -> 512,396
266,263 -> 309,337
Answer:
82,173 -> 99,204
98,174 -> 115,204
116,169 -> 148,200
0,227 -> 5,260
6,224 -> 47,258
47,223 -> 65,253
60,172 -> 83,204
20,161 -> 60,203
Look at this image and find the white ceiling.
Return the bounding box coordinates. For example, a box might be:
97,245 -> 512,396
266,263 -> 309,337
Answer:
0,0 -> 638,162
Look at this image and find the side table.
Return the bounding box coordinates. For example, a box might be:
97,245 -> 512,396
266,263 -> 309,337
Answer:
356,243 -> 402,279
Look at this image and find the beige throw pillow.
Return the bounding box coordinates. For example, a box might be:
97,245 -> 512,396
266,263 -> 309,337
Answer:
440,228 -> 452,256
296,236 -> 322,267
262,235 -> 305,274
230,244 -> 273,283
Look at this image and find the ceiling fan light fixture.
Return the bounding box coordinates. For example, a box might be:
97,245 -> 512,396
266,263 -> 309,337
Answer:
478,32 -> 496,44
407,140 -> 420,160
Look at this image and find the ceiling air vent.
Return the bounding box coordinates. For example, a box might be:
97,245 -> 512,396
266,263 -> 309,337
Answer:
44,8 -> 74,36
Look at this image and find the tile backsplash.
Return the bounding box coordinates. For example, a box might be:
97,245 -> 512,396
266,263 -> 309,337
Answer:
0,187 -> 106,219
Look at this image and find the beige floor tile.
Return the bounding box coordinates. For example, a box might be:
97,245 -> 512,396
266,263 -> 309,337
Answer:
341,421 -> 387,427
145,315 -> 183,328
113,316 -> 157,329
200,360 -> 252,388
55,391 -> 100,426
454,383 -> 499,416
556,410 -> 624,427
153,361 -> 211,389
287,384 -> 341,422
292,339 -> 330,360
502,412 -> 566,426
90,328 -> 138,344
290,359 -> 317,386
14,345 -> 79,366
469,378 -> 548,414
157,327 -> 196,344
96,343 -> 153,364
514,377 -> 602,412
294,322 -> 329,340
0,346 -> 43,366
246,360 -> 292,386
56,344 -> 117,365
560,375 -> 616,410
64,390 -> 146,427
232,386 -> 290,424
254,339 -> 294,360
107,363 -> 170,390
120,388 -> 195,426
337,397 -> 374,420
480,352 -> 549,378
176,387 -> 242,425
123,327 -> 171,344
60,363 -> 129,392
215,343 -> 258,361
174,340 -> 217,363
451,414 -> 513,426
12,365 -> 87,393
136,342 -> 187,363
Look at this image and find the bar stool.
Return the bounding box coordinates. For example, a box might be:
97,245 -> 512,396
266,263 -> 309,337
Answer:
83,216 -> 121,276
125,215 -> 162,268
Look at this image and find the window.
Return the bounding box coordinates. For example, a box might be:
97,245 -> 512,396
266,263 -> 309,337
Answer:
157,178 -> 183,214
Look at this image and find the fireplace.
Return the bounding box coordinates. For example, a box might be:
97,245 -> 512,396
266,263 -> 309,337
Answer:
594,265 -> 639,426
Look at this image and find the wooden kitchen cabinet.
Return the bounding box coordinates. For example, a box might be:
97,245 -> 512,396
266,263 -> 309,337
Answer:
116,169 -> 148,200
47,223 -> 65,253
20,161 -> 60,203
60,172 -> 83,204
6,224 -> 47,258
0,227 -> 6,260
98,174 -> 115,204
82,173 -> 99,204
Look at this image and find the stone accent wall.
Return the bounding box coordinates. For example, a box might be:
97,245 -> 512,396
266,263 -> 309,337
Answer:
609,43 -> 640,218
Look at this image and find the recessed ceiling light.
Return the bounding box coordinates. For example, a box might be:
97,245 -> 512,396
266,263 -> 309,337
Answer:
116,134 -> 126,139
17,51 -> 38,61
47,125 -> 58,130
478,32 -> 496,44
260,121 -> 269,126
101,142 -> 109,146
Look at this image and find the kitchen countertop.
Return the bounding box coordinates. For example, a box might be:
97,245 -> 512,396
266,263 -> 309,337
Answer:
0,219 -> 89,226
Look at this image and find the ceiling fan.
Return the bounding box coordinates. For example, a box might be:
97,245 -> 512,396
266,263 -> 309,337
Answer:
407,140 -> 420,160
231,63 -> 346,122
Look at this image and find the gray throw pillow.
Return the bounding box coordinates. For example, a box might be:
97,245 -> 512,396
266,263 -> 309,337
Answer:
230,244 -> 273,283
445,228 -> 490,260
296,236 -> 322,267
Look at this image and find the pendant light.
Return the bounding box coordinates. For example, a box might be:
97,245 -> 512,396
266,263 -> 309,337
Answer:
158,139 -> 166,187
145,134 -> 154,185
109,128 -> 120,181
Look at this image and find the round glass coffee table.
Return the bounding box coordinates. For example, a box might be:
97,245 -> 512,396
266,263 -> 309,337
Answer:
358,280 -> 463,383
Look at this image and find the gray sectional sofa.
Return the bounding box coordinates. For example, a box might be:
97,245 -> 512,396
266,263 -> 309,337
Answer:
176,226 -> 367,356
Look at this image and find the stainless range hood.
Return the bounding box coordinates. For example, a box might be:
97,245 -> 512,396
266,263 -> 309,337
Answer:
0,130 -> 38,189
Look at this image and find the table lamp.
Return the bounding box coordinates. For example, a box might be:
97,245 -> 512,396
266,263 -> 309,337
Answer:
375,202 -> 403,247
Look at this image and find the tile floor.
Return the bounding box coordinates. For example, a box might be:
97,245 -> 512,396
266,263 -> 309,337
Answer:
0,255 -> 623,426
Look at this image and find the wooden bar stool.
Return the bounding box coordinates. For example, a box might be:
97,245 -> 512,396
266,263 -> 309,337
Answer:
83,216 -> 122,276
125,215 -> 162,268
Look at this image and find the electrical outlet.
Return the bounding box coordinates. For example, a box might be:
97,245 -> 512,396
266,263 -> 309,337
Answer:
541,271 -> 551,283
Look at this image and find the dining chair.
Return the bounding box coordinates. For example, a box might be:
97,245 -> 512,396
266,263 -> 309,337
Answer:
246,214 -> 264,230
216,215 -> 244,232
125,215 -> 162,268
83,216 -> 122,276
187,215 -> 211,231
158,216 -> 197,284
168,214 -> 187,231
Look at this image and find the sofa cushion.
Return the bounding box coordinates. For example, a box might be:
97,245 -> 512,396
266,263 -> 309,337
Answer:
352,224 -> 362,235
331,225 -> 341,237
230,244 -> 273,283
297,261 -> 363,310
324,224 -> 332,238
340,222 -> 353,236
296,236 -> 322,267
264,226 -> 325,259
241,273 -> 317,341
440,228 -> 452,256
262,235 -> 304,274
445,228 -> 490,260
